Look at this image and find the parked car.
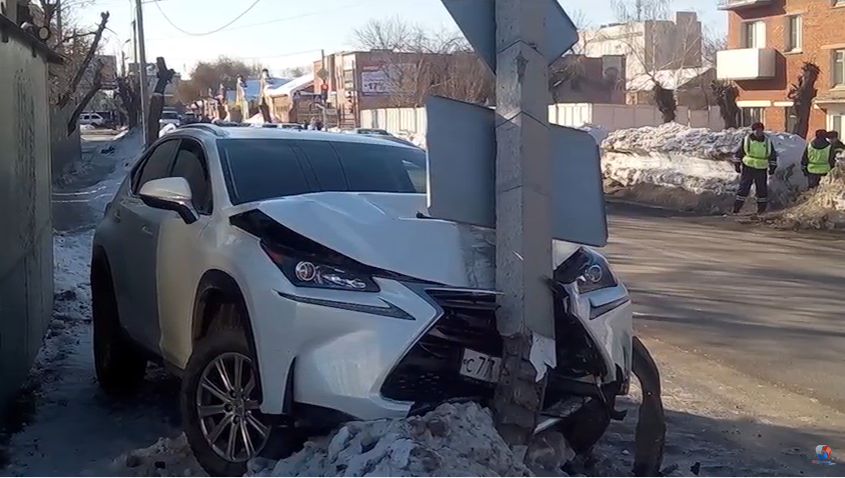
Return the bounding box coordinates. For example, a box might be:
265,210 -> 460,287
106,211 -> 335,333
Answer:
91,124 -> 638,476
347,127 -> 416,147
79,112 -> 105,127
160,110 -> 182,127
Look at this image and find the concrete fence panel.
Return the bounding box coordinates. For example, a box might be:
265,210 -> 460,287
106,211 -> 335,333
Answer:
0,28 -> 56,408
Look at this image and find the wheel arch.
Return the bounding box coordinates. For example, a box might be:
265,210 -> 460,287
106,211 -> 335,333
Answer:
191,269 -> 264,398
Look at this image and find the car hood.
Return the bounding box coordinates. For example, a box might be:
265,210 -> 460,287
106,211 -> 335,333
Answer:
253,192 -> 583,286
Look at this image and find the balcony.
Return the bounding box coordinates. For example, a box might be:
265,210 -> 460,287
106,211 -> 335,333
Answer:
716,48 -> 777,81
717,0 -> 773,10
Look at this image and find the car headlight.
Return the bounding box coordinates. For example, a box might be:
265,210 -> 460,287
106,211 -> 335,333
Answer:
554,247 -> 618,294
261,242 -> 380,292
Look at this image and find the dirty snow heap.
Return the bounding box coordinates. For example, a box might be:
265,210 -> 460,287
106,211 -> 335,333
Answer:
601,122 -> 806,213
247,402 -> 538,477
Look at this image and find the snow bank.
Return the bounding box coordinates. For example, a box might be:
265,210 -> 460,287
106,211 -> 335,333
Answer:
601,123 -> 807,213
104,435 -> 202,477
248,402 -> 535,477
767,165 -> 845,230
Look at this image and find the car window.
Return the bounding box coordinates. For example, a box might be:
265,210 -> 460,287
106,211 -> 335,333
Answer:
217,139 -> 425,205
162,112 -> 180,120
132,139 -> 180,193
170,139 -> 212,214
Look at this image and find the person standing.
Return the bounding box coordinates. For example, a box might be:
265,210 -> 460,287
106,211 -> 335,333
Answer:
732,122 -> 778,214
826,130 -> 845,157
802,129 -> 836,189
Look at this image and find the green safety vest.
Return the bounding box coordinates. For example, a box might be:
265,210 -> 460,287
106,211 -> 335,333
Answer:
743,137 -> 771,169
806,144 -> 832,174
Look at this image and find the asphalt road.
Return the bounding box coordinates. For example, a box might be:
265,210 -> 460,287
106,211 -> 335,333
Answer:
604,202 -> 845,414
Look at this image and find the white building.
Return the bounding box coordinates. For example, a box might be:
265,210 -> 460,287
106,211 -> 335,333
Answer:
580,12 -> 703,79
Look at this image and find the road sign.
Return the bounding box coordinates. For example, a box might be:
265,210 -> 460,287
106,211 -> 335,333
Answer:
316,68 -> 328,80
441,0 -> 578,73
425,96 -> 607,246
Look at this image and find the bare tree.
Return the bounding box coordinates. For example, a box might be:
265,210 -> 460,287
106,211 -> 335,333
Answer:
351,18 -> 492,106
602,0 -> 705,121
701,27 -> 726,67
710,80 -> 740,129
788,62 -> 820,138
146,57 -> 176,146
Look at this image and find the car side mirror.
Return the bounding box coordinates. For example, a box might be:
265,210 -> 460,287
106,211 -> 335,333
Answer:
139,177 -> 198,224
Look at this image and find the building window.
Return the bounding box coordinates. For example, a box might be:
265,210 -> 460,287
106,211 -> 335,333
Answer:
739,107 -> 764,127
834,50 -> 845,86
785,107 -> 798,132
829,114 -> 844,135
786,15 -> 802,51
741,21 -> 765,48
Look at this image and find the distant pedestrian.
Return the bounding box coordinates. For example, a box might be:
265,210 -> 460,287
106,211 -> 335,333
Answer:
732,122 -> 777,215
826,130 -> 845,157
802,129 -> 836,189
315,119 -> 324,131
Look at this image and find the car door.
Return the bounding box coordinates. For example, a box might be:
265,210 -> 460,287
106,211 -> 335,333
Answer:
155,138 -> 215,367
118,138 -> 181,350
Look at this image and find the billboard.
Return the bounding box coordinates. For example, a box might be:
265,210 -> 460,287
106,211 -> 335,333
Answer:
358,59 -> 416,97
95,54 -> 118,90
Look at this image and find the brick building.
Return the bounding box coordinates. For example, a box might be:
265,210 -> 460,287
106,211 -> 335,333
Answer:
718,0 -> 845,136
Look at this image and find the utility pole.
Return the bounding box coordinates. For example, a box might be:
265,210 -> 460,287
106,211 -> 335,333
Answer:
135,0 -> 150,146
320,49 -> 328,129
491,0 -> 554,449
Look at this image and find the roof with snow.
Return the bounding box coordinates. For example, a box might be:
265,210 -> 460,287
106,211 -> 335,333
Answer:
626,67 -> 712,91
266,73 -> 314,97
226,76 -> 294,102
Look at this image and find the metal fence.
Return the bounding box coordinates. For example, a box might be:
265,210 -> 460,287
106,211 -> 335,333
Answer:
360,103 -> 724,136
0,20 -> 57,407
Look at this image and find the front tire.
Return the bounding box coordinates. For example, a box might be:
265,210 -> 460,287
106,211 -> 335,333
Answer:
91,262 -> 147,395
181,304 -> 274,477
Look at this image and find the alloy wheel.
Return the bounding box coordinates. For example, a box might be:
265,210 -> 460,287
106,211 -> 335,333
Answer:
196,352 -> 270,462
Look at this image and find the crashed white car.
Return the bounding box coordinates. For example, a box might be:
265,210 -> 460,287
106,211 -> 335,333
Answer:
91,124 -> 657,476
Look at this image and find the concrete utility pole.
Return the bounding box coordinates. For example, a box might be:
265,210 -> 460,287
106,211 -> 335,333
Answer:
135,0 -> 150,146
491,0 -> 554,448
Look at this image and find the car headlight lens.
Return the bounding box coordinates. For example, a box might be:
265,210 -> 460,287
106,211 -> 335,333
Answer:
261,242 -> 380,292
554,247 -> 618,294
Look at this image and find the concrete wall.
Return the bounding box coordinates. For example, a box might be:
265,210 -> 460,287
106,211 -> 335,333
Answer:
0,28 -> 56,407
360,103 -> 724,136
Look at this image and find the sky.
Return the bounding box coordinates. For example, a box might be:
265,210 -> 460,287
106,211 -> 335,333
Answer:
80,0 -> 728,77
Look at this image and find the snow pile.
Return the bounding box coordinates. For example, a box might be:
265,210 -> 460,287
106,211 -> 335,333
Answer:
601,123 -> 807,213
104,435 -> 202,477
768,164 -> 845,230
248,402 -> 534,477
396,130 -> 426,150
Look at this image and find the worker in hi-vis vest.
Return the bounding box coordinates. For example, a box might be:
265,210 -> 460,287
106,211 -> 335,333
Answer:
802,129 -> 837,189
732,122 -> 778,214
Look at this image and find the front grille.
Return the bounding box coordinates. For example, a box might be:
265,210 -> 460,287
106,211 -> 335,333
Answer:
380,289 -> 501,403
380,287 -> 611,407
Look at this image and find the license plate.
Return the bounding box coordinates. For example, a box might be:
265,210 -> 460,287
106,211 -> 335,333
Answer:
459,349 -> 502,383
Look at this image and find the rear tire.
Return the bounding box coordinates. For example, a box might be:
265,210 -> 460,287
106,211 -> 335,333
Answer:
181,302 -> 299,477
91,261 -> 147,395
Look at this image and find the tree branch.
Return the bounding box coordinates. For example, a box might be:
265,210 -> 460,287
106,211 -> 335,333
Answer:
57,10 -> 109,108
67,59 -> 104,135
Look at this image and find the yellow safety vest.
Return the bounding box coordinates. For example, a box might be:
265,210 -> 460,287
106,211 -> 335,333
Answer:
806,144 -> 832,174
743,137 -> 771,170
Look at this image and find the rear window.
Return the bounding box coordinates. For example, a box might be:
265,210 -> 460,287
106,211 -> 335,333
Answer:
161,112 -> 179,120
218,138 -> 427,205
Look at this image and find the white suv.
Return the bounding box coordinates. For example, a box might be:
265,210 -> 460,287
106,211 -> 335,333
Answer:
91,124 -> 637,476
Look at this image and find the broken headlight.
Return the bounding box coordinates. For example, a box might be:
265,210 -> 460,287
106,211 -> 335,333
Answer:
261,242 -> 380,292
555,247 -> 618,294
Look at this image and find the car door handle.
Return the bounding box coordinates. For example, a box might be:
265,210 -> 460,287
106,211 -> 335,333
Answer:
141,225 -> 153,236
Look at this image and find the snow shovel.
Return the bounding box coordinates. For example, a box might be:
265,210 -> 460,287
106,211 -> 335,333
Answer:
631,336 -> 665,477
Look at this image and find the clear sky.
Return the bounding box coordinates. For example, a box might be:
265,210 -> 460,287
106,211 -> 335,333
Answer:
82,0 -> 727,77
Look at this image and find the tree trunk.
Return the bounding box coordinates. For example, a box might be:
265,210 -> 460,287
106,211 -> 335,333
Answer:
67,61 -> 105,135
652,83 -> 677,123
710,80 -> 740,129
57,11 -> 110,109
788,62 -> 820,139
117,76 -> 141,129
146,57 -> 176,147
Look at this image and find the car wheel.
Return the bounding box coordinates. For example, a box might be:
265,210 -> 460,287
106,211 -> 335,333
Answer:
91,262 -> 147,395
181,303 -> 278,477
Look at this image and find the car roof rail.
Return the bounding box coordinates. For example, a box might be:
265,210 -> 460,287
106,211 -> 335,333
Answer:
178,123 -> 229,136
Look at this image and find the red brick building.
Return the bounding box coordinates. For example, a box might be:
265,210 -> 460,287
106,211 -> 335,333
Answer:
718,0 -> 845,137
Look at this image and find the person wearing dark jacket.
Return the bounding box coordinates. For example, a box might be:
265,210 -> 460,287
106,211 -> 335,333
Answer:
826,130 -> 845,157
802,129 -> 837,189
732,122 -> 777,214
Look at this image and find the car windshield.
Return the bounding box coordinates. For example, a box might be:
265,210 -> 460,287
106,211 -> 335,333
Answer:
218,138 -> 427,205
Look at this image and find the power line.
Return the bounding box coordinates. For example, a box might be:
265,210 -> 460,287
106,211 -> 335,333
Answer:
154,0 -> 262,36
147,0 -> 373,41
